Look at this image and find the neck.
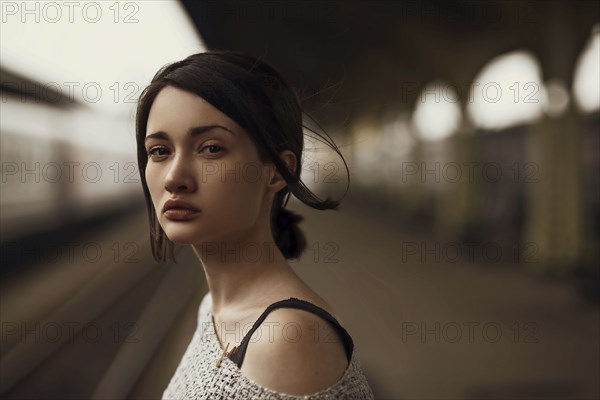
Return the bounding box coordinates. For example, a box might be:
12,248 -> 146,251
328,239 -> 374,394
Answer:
191,223 -> 298,318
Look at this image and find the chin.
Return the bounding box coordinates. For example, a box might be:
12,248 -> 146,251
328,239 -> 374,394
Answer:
164,234 -> 197,245
162,224 -> 206,245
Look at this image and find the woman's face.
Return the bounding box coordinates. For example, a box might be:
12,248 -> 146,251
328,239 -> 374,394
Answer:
144,86 -> 274,247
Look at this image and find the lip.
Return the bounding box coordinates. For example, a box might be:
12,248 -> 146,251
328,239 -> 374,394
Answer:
162,199 -> 200,221
164,208 -> 199,221
163,199 -> 200,213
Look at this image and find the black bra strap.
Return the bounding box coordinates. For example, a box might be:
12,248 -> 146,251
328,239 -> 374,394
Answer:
228,297 -> 354,369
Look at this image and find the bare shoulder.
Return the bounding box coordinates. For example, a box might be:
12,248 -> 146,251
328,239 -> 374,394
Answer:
239,306 -> 350,396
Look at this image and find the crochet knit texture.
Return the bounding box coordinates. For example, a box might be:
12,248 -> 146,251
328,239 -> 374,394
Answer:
161,292 -> 375,399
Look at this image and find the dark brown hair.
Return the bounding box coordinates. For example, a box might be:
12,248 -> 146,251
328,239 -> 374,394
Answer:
135,50 -> 349,262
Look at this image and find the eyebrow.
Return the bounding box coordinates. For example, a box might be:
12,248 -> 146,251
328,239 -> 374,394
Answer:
144,125 -> 236,143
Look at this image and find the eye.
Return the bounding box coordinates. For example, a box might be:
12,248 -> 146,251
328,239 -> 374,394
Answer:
201,144 -> 225,155
148,146 -> 169,157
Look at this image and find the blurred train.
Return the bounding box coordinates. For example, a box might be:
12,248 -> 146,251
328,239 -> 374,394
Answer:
0,67 -> 144,250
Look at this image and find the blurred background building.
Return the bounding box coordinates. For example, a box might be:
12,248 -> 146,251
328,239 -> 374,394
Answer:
1,1 -> 598,399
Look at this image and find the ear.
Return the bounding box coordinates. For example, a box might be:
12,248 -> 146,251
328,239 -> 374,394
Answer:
267,150 -> 297,193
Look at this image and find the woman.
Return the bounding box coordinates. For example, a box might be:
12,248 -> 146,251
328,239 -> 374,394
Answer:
136,50 -> 375,399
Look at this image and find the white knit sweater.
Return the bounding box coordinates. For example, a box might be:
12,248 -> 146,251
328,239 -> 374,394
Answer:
161,292 -> 375,399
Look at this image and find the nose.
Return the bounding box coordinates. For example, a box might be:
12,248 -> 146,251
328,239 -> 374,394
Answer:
164,154 -> 196,194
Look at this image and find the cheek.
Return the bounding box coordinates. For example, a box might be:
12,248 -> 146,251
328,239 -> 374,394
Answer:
208,161 -> 267,217
144,166 -> 163,208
